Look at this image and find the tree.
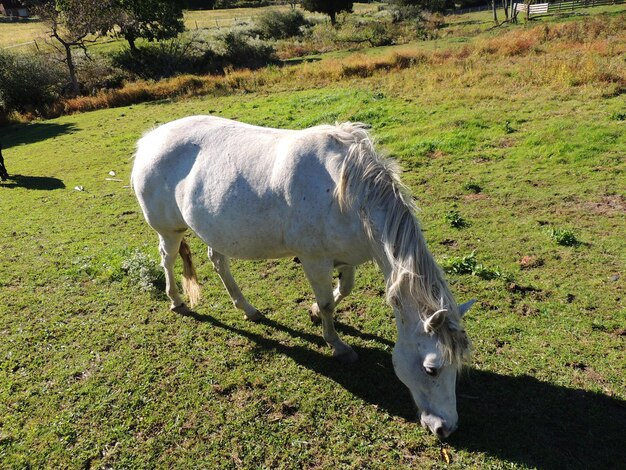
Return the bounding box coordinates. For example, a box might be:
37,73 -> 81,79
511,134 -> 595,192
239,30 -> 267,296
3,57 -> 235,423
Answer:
301,0 -> 353,26
491,0 -> 499,24
30,0 -> 116,96
113,0 -> 185,52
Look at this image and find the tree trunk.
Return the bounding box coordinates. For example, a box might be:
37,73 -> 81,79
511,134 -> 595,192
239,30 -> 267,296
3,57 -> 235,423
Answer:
329,11 -> 337,26
126,34 -> 137,52
64,42 -> 80,97
492,0 -> 499,24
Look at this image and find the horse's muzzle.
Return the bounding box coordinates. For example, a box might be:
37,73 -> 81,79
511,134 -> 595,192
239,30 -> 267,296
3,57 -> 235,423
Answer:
420,413 -> 458,439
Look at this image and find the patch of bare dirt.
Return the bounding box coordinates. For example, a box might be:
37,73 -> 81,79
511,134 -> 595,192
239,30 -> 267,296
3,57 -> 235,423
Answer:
463,193 -> 489,201
498,137 -> 516,148
583,194 -> 626,215
519,255 -> 544,270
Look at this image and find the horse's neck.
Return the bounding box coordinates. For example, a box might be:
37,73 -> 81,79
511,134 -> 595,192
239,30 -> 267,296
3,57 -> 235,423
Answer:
365,207 -> 395,279
365,205 -> 450,322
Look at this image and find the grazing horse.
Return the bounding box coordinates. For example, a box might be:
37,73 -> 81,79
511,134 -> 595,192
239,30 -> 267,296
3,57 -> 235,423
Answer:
131,116 -> 475,438
0,143 -> 9,181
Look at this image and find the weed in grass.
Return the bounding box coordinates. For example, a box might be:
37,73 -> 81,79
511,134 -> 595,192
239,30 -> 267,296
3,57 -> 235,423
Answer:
546,227 -> 580,246
120,249 -> 165,294
442,252 -> 510,281
462,181 -> 482,194
610,111 -> 626,121
444,209 -> 470,228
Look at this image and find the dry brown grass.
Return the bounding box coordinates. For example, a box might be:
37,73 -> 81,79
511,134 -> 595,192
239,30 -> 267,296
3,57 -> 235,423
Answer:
339,52 -> 428,78
9,13 -> 626,122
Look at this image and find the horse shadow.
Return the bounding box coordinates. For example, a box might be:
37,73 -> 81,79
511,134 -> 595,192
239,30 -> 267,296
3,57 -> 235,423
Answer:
0,174 -> 65,190
180,310 -> 625,469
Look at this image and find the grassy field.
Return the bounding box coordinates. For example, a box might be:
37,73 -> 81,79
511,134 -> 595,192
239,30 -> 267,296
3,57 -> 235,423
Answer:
0,2 -> 380,50
1,6 -> 626,470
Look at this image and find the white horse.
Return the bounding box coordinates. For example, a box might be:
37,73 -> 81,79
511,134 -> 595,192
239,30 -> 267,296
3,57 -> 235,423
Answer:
131,116 -> 475,438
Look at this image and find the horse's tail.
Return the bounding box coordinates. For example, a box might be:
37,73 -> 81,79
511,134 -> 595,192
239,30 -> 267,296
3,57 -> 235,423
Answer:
179,238 -> 201,307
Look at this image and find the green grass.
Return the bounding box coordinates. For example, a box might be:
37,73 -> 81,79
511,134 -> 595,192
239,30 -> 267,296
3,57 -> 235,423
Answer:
1,7 -> 626,470
0,18 -> 47,49
0,2 -> 380,52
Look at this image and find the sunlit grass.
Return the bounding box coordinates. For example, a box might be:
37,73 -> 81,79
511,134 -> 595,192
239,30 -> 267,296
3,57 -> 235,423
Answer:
0,5 -> 625,468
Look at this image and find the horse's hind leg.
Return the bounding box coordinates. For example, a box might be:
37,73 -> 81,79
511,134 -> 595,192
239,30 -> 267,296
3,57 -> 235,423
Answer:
208,247 -> 262,321
310,265 -> 356,324
301,258 -> 357,363
158,231 -> 189,313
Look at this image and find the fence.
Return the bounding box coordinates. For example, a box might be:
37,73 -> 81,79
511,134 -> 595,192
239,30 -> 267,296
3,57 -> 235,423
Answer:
452,0 -> 625,16
513,0 -> 626,17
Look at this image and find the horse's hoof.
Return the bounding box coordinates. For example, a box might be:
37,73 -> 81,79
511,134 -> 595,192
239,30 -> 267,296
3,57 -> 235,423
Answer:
309,304 -> 321,324
171,303 -> 193,315
333,348 -> 358,364
245,309 -> 263,322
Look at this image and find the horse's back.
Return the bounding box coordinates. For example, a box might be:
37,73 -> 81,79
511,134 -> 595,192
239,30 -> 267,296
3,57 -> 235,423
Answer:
132,116 -> 369,261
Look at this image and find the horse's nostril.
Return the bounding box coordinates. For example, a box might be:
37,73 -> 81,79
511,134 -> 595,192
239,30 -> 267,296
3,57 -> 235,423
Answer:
435,426 -> 446,438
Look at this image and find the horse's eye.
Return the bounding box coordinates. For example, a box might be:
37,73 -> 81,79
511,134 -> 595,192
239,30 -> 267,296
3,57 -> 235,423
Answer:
424,366 -> 438,377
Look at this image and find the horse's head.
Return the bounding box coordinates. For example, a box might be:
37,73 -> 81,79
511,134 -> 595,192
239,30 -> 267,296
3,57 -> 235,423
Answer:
392,299 -> 475,439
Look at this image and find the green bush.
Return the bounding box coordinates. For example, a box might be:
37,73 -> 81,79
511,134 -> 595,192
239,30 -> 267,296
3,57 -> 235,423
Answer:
112,32 -> 275,80
256,9 -> 311,40
218,30 -> 277,69
75,55 -> 131,94
0,50 -> 64,116
390,0 -> 453,14
390,4 -> 423,22
112,37 -> 216,80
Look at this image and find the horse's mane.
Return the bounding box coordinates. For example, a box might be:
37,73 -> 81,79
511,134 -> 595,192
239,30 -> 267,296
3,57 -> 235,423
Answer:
330,122 -> 470,367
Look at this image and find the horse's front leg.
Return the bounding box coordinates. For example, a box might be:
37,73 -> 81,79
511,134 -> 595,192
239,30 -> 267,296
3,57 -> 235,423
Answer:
310,265 -> 356,324
301,258 -> 358,363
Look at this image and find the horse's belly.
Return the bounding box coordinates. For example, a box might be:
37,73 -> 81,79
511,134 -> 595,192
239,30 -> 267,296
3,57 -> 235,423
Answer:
183,202 -> 293,259
197,229 -> 294,260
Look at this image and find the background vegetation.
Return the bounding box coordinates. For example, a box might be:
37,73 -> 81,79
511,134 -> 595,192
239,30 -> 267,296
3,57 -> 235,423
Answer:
1,2 -> 625,469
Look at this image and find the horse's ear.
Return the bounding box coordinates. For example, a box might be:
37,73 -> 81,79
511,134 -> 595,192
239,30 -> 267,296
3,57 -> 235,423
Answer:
459,299 -> 477,317
423,309 -> 447,334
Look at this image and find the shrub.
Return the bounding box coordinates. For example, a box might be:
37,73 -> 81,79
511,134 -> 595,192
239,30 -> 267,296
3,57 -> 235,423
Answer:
0,50 -> 64,116
218,30 -> 277,70
390,0 -> 453,14
256,9 -> 311,40
112,37 -> 215,80
390,4 -> 422,23
75,55 -> 131,95
360,22 -> 395,47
